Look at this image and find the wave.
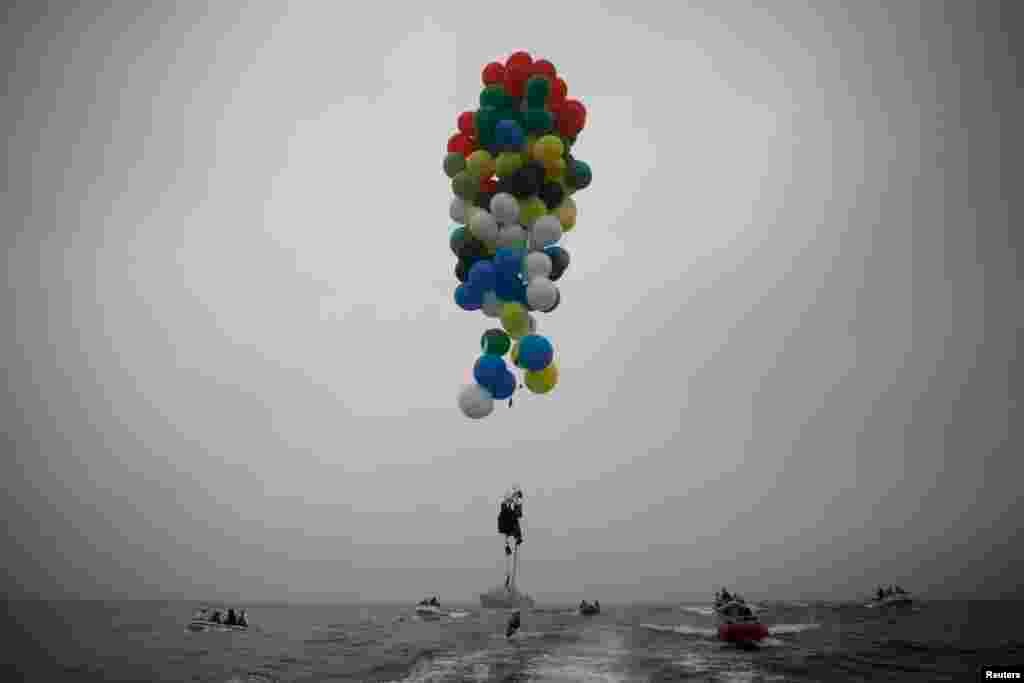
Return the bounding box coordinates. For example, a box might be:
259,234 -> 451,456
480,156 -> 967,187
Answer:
640,623 -> 716,638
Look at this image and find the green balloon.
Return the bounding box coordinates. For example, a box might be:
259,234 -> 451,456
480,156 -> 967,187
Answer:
568,159 -> 592,190
480,84 -> 508,108
523,108 -> 553,135
452,170 -> 479,200
443,152 -> 466,178
525,76 -> 551,107
481,328 -> 512,356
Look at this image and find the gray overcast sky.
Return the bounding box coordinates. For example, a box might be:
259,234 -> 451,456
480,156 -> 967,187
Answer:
2,1 -> 1021,604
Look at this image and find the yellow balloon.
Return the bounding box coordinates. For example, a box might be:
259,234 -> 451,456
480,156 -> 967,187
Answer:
525,362 -> 559,394
556,198 -> 577,231
535,135 -> 564,162
544,157 -> 567,182
501,302 -> 528,339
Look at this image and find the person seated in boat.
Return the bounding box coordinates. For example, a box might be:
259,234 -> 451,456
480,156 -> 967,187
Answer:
431,597 -> 440,607
894,585 -> 904,594
720,589 -> 732,602
877,586 -> 885,600
580,600 -> 587,610
226,609 -> 238,626
237,610 -> 248,627
210,610 -> 222,624
594,601 -> 600,612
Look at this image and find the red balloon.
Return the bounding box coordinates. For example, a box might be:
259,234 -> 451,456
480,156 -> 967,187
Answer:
504,64 -> 531,98
506,51 -> 533,70
531,59 -> 557,80
548,77 -> 568,108
480,176 -> 498,193
448,132 -> 476,157
458,111 -> 476,136
482,61 -> 505,86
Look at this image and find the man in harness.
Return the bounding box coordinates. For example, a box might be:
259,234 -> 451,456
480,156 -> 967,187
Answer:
497,488 -> 524,588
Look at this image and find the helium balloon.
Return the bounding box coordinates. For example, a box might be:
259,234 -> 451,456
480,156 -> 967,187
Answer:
506,51 -> 533,69
545,245 -> 570,281
526,277 -> 558,312
481,328 -> 512,356
496,223 -> 527,249
524,362 -> 559,394
530,215 -> 563,250
525,75 -> 551,107
495,120 -> 525,151
455,283 -> 483,311
493,247 -> 524,277
469,210 -> 499,244
495,272 -> 525,302
495,152 -> 524,178
452,171 -> 479,201
444,152 -> 467,179
491,370 -> 517,400
481,290 -> 502,318
473,353 -> 506,390
517,334 -> 554,371
468,260 -> 497,292
544,288 -> 561,312
518,196 -> 547,228
458,383 -> 494,418
544,158 -> 567,182
567,159 -> 592,191
531,59 -> 557,80
480,84 -> 508,108
523,107 -> 553,135
524,251 -> 552,281
490,193 -> 520,224
534,135 -> 564,162
539,181 -> 565,210
555,197 -> 577,230
450,225 -> 469,256
455,260 -> 469,283
466,150 -> 496,180
458,111 -> 476,136
450,197 -> 469,224
482,61 -> 506,85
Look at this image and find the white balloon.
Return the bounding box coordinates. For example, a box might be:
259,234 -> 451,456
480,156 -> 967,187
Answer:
526,278 -> 558,312
470,210 -> 500,244
458,383 -> 494,419
530,215 -> 563,250
450,197 -> 468,224
496,223 -> 526,249
481,290 -> 502,318
490,193 -> 520,225
524,251 -> 552,281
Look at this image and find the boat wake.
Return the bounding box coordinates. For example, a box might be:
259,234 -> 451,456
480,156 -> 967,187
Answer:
679,606 -> 715,617
640,623 -> 717,638
769,623 -> 822,635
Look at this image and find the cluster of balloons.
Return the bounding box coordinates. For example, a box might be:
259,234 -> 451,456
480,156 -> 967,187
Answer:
445,51 -> 593,419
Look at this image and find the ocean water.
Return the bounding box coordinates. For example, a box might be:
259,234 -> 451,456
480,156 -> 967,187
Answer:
1,599 -> 1021,681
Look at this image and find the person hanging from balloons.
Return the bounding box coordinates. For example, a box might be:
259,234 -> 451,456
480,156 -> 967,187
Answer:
444,50 -> 592,419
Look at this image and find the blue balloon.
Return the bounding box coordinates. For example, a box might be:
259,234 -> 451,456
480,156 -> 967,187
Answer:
473,354 -> 506,391
517,334 -> 554,371
495,119 -> 525,151
495,272 -> 525,302
455,283 -> 483,311
491,370 -> 517,400
493,247 -> 524,277
468,260 -> 497,292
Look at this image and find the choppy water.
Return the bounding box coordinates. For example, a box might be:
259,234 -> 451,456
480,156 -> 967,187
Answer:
1,600 -> 1021,681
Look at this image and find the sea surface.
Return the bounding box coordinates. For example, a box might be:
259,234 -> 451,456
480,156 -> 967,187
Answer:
1,599 -> 1021,681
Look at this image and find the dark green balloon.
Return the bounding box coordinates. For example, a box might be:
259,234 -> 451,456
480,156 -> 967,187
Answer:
523,107 -> 553,134
443,152 -> 466,178
567,159 -> 592,190
525,76 -> 551,107
452,170 -> 479,200
450,226 -> 469,257
480,84 -> 508,108
481,328 -> 512,356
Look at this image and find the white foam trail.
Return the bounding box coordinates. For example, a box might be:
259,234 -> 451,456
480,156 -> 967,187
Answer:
679,606 -> 715,617
769,623 -> 821,634
641,623 -> 717,638
446,610 -> 470,619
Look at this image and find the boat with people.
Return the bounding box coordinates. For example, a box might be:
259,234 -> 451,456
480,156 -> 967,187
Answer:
713,589 -> 768,645
188,606 -> 250,632
414,596 -> 443,618
578,600 -> 601,615
866,585 -> 913,608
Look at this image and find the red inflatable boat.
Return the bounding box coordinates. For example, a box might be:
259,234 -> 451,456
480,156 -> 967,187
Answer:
718,621 -> 769,643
